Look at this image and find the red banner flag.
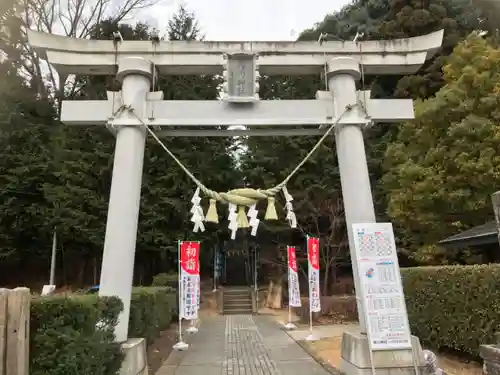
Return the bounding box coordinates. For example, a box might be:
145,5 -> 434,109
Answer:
287,246 -> 298,272
307,236 -> 321,312
287,246 -> 301,307
180,241 -> 200,275
179,241 -> 200,320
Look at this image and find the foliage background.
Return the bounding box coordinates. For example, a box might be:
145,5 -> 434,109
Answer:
0,0 -> 499,290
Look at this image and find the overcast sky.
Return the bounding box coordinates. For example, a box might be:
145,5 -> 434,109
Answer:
137,0 -> 350,41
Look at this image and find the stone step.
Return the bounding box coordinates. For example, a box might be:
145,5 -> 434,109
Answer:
223,291 -> 251,297
223,307 -> 253,315
223,302 -> 252,309
223,296 -> 252,303
221,288 -> 253,315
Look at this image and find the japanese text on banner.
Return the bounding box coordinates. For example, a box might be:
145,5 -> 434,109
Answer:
287,246 -> 301,307
307,237 -> 321,312
179,241 -> 200,320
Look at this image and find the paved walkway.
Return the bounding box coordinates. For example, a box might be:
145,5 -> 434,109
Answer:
156,315 -> 330,375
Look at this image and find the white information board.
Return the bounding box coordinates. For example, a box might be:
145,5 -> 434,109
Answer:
352,223 -> 412,351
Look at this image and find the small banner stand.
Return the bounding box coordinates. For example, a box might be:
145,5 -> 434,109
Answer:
41,285 -> 56,296
173,240 -> 201,350
306,236 -> 321,341
283,246 -> 301,330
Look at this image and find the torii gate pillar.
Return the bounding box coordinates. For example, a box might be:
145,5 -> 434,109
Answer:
98,57 -> 153,343
327,57 -> 375,332
327,57 -> 426,375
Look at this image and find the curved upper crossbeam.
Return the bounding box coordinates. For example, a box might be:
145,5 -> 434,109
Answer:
27,29 -> 444,77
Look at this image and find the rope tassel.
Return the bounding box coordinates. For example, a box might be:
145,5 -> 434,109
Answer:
237,206 -> 249,228
264,197 -> 278,220
205,199 -> 219,223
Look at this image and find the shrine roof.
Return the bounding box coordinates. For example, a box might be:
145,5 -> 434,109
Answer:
439,221 -> 498,248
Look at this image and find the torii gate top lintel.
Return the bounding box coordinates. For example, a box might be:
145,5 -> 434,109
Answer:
27,29 -> 444,76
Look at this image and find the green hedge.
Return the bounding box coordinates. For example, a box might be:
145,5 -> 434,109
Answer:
30,286 -> 175,375
152,273 -> 179,319
152,272 -> 178,287
128,287 -> 175,342
402,264 -> 500,356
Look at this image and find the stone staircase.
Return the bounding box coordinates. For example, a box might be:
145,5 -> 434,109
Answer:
222,287 -> 253,315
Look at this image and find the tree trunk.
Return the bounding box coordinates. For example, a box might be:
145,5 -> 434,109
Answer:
266,280 -> 274,305
323,262 -> 330,296
266,280 -> 283,309
331,264 -> 337,284
77,256 -> 87,286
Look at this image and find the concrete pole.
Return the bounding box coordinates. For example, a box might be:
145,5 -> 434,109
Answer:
49,228 -> 57,285
98,57 -> 154,343
327,57 -> 377,333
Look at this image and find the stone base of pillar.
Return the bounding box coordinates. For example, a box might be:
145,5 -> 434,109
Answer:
481,344 -> 500,375
340,329 -> 429,375
120,338 -> 149,375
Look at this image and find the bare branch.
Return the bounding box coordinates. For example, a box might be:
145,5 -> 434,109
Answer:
20,0 -> 158,104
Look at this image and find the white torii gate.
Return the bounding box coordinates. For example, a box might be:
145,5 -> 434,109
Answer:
27,30 -> 443,355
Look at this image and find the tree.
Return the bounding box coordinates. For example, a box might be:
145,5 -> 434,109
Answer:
382,35 -> 500,263
296,187 -> 348,294
299,0 -> 483,98
470,0 -> 500,31
0,4 -> 242,286
0,46 -> 55,273
240,72 -> 354,297
297,0 -> 488,231
239,0 -> 489,286
137,5 -> 240,271
166,4 -> 202,41
14,0 -> 158,101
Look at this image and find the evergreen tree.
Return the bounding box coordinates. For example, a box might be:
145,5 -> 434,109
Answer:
383,35 -> 500,264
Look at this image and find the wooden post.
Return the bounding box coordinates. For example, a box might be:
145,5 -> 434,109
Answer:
0,289 -> 8,375
492,191 -> 500,246
6,288 -> 30,375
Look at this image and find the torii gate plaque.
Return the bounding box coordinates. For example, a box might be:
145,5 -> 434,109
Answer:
28,29 -> 443,374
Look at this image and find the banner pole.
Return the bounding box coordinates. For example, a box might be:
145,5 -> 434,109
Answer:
173,240 -> 189,350
288,246 -> 291,323
306,242 -> 312,336
178,240 -> 183,341
309,303 -> 313,333
288,303 -> 292,326
288,246 -> 292,324
213,245 -> 217,292
254,246 -> 258,310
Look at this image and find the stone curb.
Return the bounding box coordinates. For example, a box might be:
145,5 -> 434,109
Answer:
157,319 -> 202,371
262,317 -> 344,374
294,339 -> 345,375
